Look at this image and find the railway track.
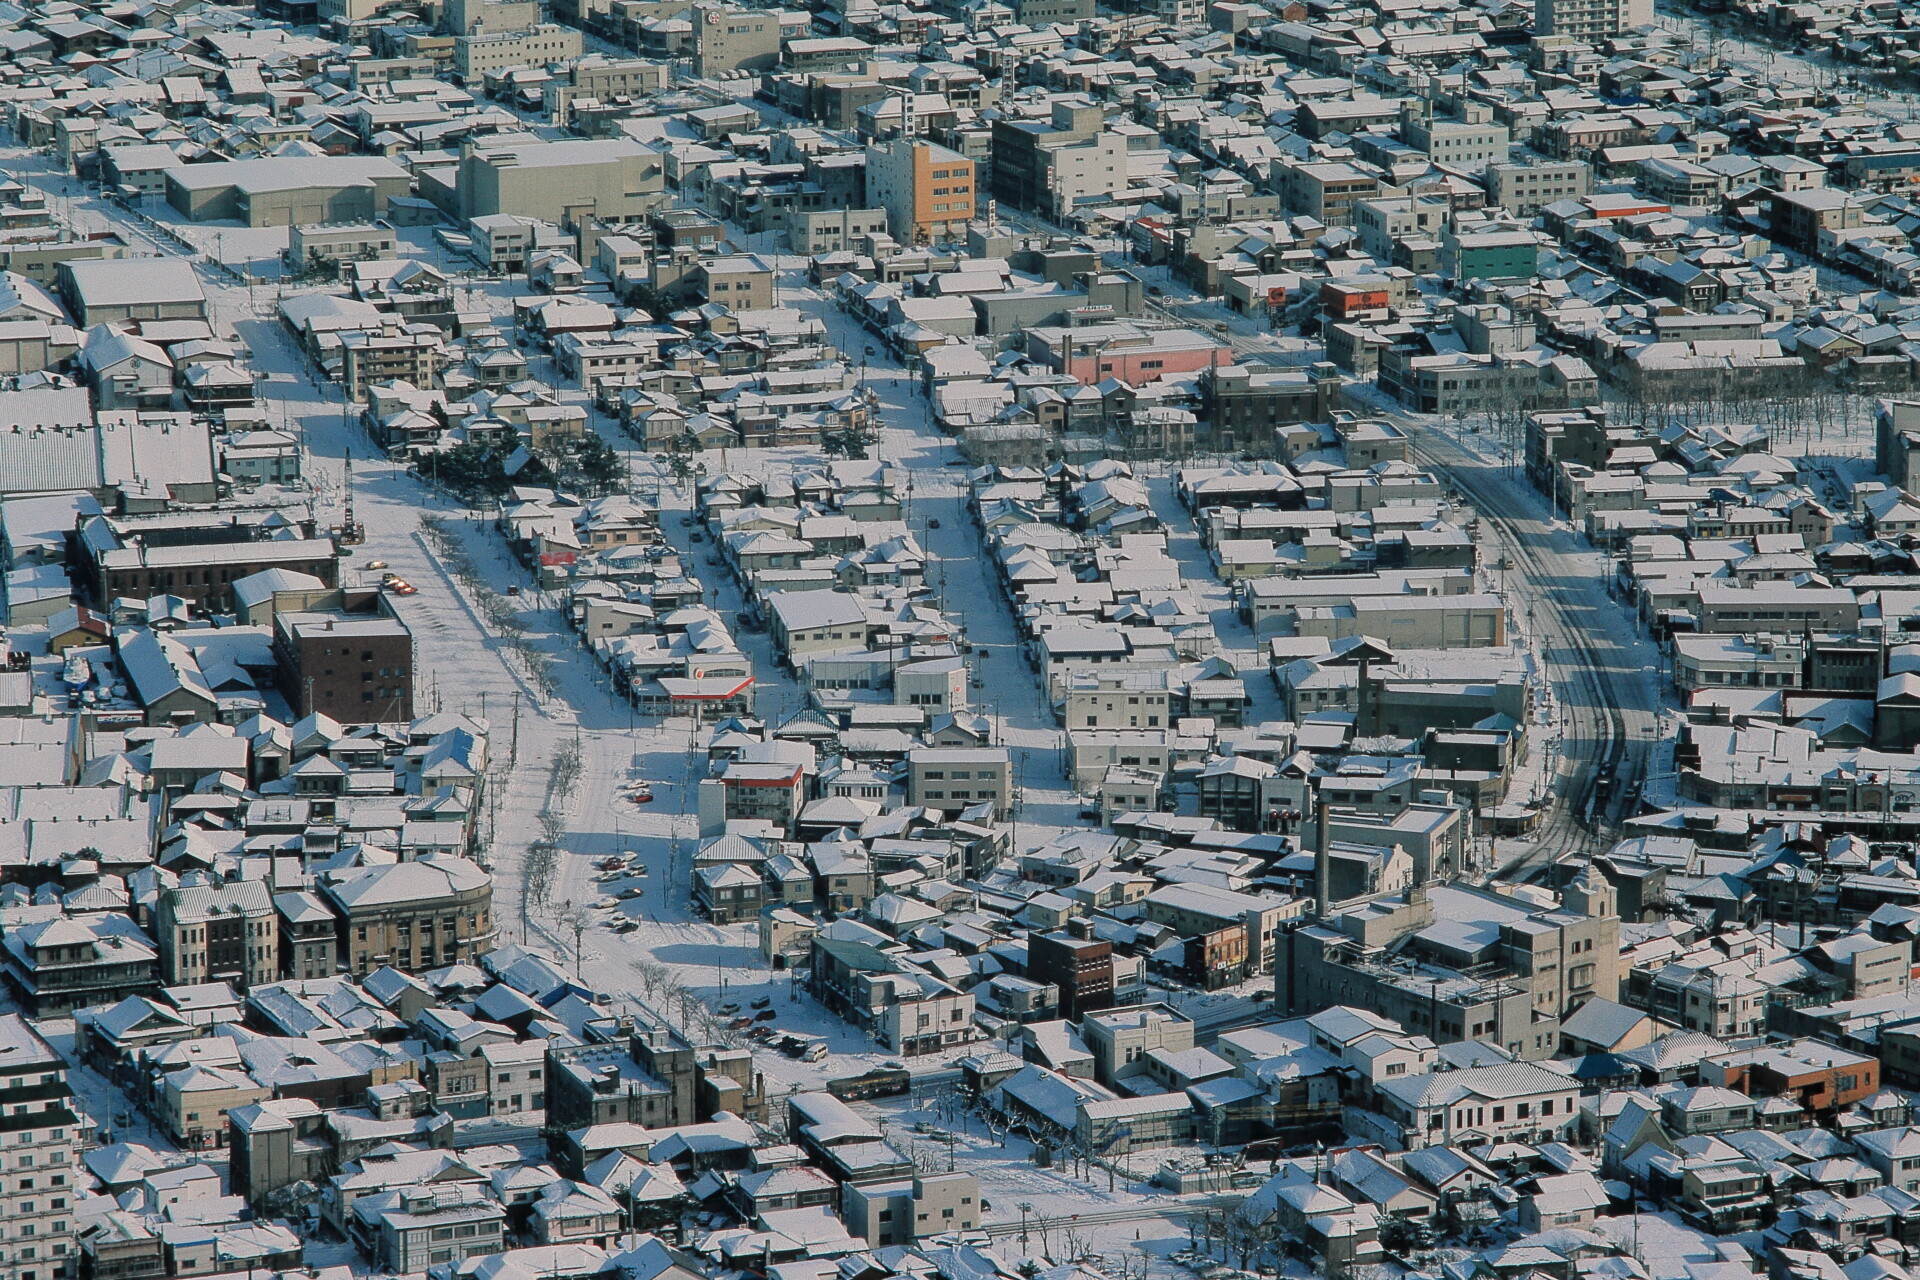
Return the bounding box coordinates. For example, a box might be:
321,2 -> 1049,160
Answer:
1408,424 -> 1655,882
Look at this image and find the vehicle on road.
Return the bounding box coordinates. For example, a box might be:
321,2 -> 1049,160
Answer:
778,1032 -> 828,1060
367,560 -> 388,570
828,1068 -> 911,1101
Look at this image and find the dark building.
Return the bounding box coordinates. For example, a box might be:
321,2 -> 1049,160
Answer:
650,209 -> 725,250
545,1017 -> 699,1147
0,917 -> 159,1016
989,116 -> 1054,214
1201,363 -> 1344,454
76,516 -> 339,613
1809,634 -> 1881,695
273,590 -> 414,723
275,891 -> 340,980
1028,925 -> 1114,1020
1184,926 -> 1248,990
228,1097 -> 329,1212
255,0 -> 318,24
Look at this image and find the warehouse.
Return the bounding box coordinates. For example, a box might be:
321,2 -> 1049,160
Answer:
58,257 -> 206,327
164,156 -> 412,227
429,137 -> 665,226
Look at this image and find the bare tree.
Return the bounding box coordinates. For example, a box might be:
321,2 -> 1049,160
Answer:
1220,1200 -> 1272,1269
556,900 -> 593,977
1033,1213 -> 1057,1262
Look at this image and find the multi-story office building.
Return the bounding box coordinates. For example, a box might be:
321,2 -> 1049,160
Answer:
866,139 -> 977,245
0,1016 -> 80,1280
274,593 -> 415,723
991,101 -> 1127,221
1533,0 -> 1653,38
320,857 -> 495,977
155,880 -> 280,990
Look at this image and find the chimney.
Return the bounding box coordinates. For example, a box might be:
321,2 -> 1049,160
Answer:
1314,783 -> 1330,918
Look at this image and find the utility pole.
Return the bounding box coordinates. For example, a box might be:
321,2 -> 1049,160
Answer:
510,692 -> 521,769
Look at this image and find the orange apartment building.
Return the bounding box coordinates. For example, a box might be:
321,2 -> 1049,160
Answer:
865,138 -> 976,245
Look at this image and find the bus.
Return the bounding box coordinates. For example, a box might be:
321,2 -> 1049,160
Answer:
827,1069 -> 912,1101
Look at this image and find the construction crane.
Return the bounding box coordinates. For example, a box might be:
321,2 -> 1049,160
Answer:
337,455 -> 365,546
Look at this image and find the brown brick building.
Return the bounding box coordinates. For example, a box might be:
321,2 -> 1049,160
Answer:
1028,925 -> 1114,1020
84,531 -> 340,612
273,590 -> 414,722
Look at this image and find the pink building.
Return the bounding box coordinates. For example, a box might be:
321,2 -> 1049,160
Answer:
1027,322 -> 1231,386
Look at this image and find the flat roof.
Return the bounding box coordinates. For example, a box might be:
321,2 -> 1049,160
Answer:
63,257 -> 205,309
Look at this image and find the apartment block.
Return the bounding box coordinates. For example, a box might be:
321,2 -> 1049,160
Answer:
866,139 -> 976,245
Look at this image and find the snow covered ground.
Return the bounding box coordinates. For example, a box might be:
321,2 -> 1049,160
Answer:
0,144 -> 1137,1102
